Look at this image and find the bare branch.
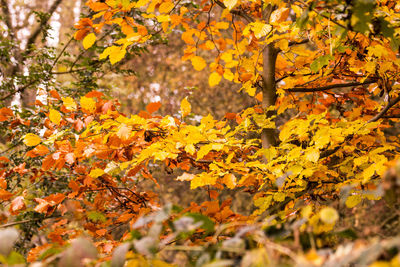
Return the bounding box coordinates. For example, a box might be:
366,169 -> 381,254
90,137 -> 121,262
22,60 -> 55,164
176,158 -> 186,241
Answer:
287,79 -> 377,93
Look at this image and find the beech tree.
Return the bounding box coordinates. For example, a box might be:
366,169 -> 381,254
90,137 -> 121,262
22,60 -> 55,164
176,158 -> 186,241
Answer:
1,0 -> 400,266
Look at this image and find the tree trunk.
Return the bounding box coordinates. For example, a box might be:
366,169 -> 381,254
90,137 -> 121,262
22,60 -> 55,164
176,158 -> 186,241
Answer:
261,44 -> 278,149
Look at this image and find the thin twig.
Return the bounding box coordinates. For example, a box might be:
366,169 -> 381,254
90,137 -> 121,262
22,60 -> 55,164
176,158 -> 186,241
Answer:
287,79 -> 376,93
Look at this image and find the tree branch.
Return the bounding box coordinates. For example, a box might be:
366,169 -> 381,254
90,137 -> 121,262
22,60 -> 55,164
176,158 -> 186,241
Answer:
0,215 -> 61,228
287,79 -> 376,93
25,0 -> 63,50
288,39 -> 309,47
369,95 -> 400,122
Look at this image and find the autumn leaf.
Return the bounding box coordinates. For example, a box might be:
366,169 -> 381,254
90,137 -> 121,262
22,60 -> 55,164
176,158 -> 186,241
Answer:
159,1 -> 174,13
209,72 -> 222,87
223,0 -> 237,10
109,46 -> 127,65
191,56 -> 207,71
80,96 -> 96,113
89,168 -> 105,178
117,124 -> 132,140
0,189 -> 13,200
83,33 -> 96,49
10,196 -> 26,215
222,173 -> 236,189
62,97 -> 77,111
270,7 -> 290,23
345,194 -> 362,208
319,207 -> 339,224
49,109 -> 61,125
190,173 -> 217,189
146,102 -> 162,114
250,22 -> 272,39
180,97 -> 191,118
23,133 -> 41,146
26,144 -> 50,157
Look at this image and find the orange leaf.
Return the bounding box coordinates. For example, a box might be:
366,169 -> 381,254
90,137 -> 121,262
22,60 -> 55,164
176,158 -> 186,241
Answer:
255,92 -> 263,102
34,198 -> 51,213
85,90 -> 104,98
10,196 -> 26,215
96,229 -> 107,236
74,28 -> 90,40
26,145 -> 49,158
0,156 -> 10,162
88,2 -> 109,11
117,213 -> 134,222
224,113 -> 236,120
46,193 -> 66,205
0,107 -> 13,117
42,154 -> 55,171
0,189 -> 13,200
146,102 -> 162,114
49,90 -> 61,99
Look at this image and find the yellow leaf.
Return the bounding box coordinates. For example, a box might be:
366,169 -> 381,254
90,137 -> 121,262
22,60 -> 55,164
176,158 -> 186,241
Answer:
305,149 -> 320,163
362,164 -> 376,183
23,133 -> 41,146
99,46 -> 113,60
251,22 -> 272,39
83,33 -> 96,49
273,192 -> 286,202
89,168 -> 104,178
223,0 -> 237,10
222,173 -> 236,189
243,81 -> 256,96
109,46 -> 127,65
190,173 -> 217,189
159,1 -> 174,13
80,96 -> 96,113
185,144 -> 195,155
223,68 -> 234,81
135,0 -> 150,8
191,56 -> 207,71
205,40 -> 215,50
319,207 -> 339,224
209,72 -> 222,87
180,97 -> 191,117
276,39 -> 289,51
301,205 -> 313,219
62,97 -> 77,111
345,194 -> 362,208
49,109 -> 61,125
156,14 -> 170,22
197,144 -> 212,160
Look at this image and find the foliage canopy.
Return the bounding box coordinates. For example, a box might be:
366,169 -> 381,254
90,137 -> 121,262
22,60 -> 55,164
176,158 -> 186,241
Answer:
1,0 -> 400,266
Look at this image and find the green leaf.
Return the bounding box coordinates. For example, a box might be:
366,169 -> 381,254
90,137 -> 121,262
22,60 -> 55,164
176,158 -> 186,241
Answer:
310,55 -> 334,72
87,211 -> 107,223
